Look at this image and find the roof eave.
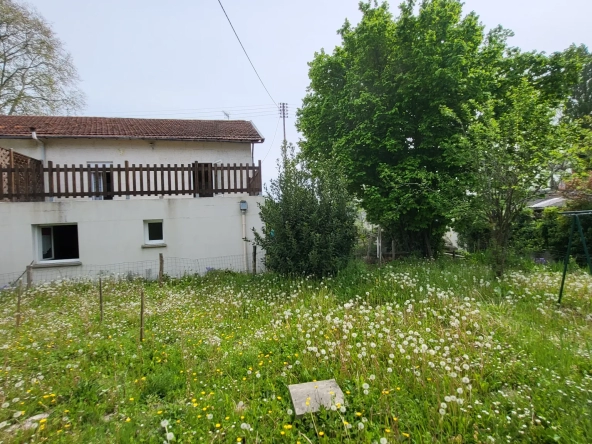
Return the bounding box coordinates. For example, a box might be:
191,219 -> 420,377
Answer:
0,135 -> 264,143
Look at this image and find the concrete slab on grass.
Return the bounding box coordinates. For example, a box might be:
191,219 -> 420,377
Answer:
288,379 -> 344,417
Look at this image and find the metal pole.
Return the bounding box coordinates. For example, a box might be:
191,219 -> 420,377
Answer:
252,244 -> 257,275
558,217 -> 576,304
575,216 -> 592,275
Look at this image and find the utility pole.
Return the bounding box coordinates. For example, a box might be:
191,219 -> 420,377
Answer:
278,103 -> 288,143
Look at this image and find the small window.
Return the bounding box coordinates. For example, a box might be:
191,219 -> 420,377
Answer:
38,224 -> 79,261
144,220 -> 164,244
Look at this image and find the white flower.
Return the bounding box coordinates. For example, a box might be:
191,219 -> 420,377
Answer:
439,408 -> 446,415
286,409 -> 293,415
206,414 -> 213,420
462,377 -> 470,384
165,431 -> 175,441
380,438 -> 388,444
160,419 -> 169,428
13,411 -> 22,418
369,374 -> 375,380
1,403 -> 9,409
457,387 -> 464,394
358,422 -> 365,430
362,383 -> 369,390
440,402 -> 447,409
240,422 -> 251,430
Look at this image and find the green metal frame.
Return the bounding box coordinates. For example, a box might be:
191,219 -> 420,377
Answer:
558,210 -> 592,304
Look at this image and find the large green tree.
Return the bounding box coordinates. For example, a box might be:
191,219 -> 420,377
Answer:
297,0 -> 503,257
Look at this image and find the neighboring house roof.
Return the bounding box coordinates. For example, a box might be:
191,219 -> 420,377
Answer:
529,196 -> 566,209
0,116 -> 264,143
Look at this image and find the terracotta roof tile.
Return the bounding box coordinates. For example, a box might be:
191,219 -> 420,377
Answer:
0,116 -> 264,143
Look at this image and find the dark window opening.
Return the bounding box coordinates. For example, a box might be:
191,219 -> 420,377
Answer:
194,163 -> 213,197
40,225 -> 79,260
91,169 -> 113,200
148,222 -> 163,242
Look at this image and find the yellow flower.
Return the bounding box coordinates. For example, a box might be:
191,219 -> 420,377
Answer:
356,412 -> 362,417
277,396 -> 281,400
385,428 -> 391,433
157,411 -> 163,415
280,431 -> 285,435
402,432 -> 410,438
283,424 -> 292,429
129,397 -> 134,401
125,417 -> 131,422
237,439 -> 242,442
215,423 -> 221,428
40,418 -> 47,424
318,431 -> 324,436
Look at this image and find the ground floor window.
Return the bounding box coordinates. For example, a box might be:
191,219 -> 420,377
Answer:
144,220 -> 164,245
39,225 -> 79,260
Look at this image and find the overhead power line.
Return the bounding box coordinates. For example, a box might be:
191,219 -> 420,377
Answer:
216,0 -> 277,106
262,117 -> 282,164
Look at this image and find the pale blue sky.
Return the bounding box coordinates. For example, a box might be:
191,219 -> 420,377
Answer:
27,0 -> 592,180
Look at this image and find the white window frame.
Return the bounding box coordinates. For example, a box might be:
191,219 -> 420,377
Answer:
36,224 -> 80,263
144,220 -> 164,245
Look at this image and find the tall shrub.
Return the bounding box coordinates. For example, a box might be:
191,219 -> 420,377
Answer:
254,143 -> 356,277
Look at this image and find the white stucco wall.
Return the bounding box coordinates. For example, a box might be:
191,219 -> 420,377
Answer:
0,196 -> 264,284
0,137 -> 254,166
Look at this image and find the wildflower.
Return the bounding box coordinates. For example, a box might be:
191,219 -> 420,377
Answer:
125,417 -> 131,422
161,420 -> 169,428
318,431 -> 324,436
358,422 -> 364,430
381,439 -> 388,444
166,431 -> 175,441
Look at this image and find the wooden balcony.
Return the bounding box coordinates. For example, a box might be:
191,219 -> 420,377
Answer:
0,160 -> 262,202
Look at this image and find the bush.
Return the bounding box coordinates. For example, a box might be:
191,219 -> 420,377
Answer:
253,143 -> 357,277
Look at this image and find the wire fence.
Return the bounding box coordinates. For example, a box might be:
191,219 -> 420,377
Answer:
0,254 -> 266,290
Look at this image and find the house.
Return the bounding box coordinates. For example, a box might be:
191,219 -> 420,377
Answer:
0,116 -> 265,285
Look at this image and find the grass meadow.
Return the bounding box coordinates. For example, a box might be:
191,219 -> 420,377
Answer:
0,261 -> 591,443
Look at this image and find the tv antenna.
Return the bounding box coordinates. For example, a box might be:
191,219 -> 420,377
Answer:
222,111 -> 230,120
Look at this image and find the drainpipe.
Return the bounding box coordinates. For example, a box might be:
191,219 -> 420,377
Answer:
239,200 -> 249,272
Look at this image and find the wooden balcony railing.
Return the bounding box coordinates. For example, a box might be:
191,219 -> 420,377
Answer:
0,160 -> 262,202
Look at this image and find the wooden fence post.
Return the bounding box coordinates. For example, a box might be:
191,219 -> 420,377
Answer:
140,289 -> 145,342
16,281 -> 22,329
159,253 -> 164,285
26,265 -> 32,289
99,277 -> 103,323
252,245 -> 257,275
